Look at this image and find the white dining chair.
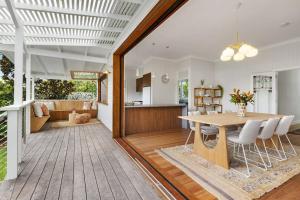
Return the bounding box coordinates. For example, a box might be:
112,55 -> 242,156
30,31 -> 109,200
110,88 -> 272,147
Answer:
255,118 -> 281,167
185,111 -> 201,149
274,115 -> 297,160
227,120 -> 267,177
185,111 -> 219,150
202,110 -> 219,142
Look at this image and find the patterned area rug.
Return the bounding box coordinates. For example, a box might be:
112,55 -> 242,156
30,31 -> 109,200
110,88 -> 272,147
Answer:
157,143 -> 300,200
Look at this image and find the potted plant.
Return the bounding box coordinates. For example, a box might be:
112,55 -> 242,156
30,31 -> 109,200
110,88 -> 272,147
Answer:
230,89 -> 254,117
200,80 -> 205,87
217,85 -> 224,97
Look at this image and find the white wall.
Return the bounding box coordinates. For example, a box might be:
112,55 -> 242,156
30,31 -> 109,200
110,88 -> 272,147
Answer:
125,69 -> 142,102
98,67 -> 113,131
215,40 -> 300,112
188,58 -> 215,110
142,58 -> 178,104
278,68 -> 300,122
139,57 -> 215,108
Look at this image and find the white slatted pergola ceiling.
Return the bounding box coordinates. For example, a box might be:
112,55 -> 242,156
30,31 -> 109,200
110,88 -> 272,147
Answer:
0,0 -> 148,79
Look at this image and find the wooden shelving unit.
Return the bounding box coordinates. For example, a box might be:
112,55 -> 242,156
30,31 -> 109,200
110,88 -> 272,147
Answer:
194,87 -> 223,113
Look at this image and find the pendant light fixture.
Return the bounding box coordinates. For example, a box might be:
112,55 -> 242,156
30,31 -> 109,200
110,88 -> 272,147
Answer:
220,2 -> 258,62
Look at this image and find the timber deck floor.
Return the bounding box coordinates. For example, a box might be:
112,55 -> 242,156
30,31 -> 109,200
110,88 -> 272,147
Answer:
124,130 -> 300,200
0,124 -> 162,200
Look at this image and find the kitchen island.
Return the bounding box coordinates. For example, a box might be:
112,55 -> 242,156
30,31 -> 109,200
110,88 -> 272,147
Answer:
125,104 -> 187,135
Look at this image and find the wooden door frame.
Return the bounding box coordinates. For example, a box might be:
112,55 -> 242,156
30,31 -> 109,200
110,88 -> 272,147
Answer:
113,0 -> 188,138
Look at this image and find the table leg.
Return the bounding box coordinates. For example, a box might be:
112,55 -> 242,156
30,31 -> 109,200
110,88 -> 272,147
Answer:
193,123 -> 229,169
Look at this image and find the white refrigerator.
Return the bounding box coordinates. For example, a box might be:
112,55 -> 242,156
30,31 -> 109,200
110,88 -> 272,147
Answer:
142,87 -> 151,105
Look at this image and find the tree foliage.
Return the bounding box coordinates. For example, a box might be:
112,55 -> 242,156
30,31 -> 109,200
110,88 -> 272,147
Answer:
0,55 -> 15,86
34,79 -> 75,100
0,80 -> 13,107
71,80 -> 97,96
0,55 -> 14,108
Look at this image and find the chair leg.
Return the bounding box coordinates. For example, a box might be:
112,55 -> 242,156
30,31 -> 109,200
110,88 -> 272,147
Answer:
233,143 -> 236,155
270,138 -> 283,160
241,144 -> 251,178
204,134 -> 208,142
285,134 -> 297,156
261,141 -> 272,168
184,130 -> 193,149
254,144 -> 267,170
278,135 -> 287,160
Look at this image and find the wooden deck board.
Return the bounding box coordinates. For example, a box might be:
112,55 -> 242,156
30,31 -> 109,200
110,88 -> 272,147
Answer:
91,126 -> 143,200
11,129 -> 59,200
0,124 -> 161,200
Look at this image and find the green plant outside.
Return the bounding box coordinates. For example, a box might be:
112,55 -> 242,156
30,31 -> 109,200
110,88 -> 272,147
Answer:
71,80 -> 97,96
0,147 -> 6,181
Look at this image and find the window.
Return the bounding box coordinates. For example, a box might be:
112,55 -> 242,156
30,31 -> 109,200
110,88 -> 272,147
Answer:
98,74 -> 108,104
71,71 -> 101,80
178,79 -> 188,104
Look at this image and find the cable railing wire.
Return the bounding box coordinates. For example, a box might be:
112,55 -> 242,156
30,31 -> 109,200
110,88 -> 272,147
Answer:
0,112 -> 7,181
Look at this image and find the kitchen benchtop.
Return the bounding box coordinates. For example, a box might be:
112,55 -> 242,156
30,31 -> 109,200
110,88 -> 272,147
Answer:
125,104 -> 186,108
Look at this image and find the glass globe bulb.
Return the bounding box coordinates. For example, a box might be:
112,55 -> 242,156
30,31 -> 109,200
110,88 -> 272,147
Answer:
233,52 -> 245,61
222,47 -> 235,57
220,54 -> 231,61
246,46 -> 258,57
239,44 -> 251,55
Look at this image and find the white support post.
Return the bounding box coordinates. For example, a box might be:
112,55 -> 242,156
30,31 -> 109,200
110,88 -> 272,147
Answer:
25,54 -> 31,136
31,77 -> 35,100
14,26 -> 24,164
4,0 -> 25,180
6,111 -> 19,179
14,27 -> 24,104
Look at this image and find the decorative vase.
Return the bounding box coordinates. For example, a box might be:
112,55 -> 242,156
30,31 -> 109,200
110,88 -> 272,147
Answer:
237,103 -> 247,117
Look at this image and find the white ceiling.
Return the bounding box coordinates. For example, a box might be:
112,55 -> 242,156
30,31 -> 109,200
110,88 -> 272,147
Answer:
125,0 -> 300,68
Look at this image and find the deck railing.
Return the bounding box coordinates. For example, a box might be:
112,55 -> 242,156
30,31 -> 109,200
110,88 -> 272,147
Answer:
0,100 -> 33,180
0,112 -> 7,181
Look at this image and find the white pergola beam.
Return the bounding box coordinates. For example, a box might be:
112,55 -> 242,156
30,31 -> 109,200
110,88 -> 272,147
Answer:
28,48 -> 108,64
0,45 -> 108,63
0,32 -> 117,41
4,0 -> 21,28
14,3 -> 132,21
25,42 -> 112,48
32,73 -> 69,80
0,40 -> 112,48
124,0 -> 144,4
0,19 -> 123,32
23,21 -> 123,32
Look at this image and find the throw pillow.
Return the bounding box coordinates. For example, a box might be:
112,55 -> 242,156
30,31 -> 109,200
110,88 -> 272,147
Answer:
33,103 -> 43,117
91,100 -> 97,110
41,104 -> 50,116
44,101 -> 55,111
83,101 -> 91,110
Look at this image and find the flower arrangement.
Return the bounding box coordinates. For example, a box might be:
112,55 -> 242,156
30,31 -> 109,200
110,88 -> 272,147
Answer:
230,89 -> 254,106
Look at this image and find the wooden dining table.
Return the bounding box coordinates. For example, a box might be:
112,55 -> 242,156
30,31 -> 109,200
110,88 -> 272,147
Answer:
179,112 -> 282,169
